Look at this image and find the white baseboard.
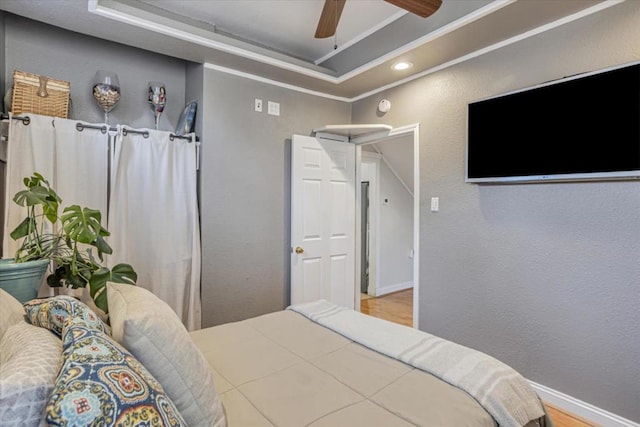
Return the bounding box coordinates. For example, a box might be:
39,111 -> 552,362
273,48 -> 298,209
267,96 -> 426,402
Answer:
374,281 -> 412,297
529,380 -> 639,427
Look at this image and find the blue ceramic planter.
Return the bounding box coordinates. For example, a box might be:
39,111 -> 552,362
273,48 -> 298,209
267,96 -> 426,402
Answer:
0,258 -> 49,303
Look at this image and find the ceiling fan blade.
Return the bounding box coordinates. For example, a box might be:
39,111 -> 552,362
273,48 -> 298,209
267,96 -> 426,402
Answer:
315,0 -> 346,39
384,0 -> 442,18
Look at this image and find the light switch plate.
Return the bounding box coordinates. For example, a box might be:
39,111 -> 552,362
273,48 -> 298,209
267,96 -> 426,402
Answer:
430,197 -> 439,212
268,101 -> 280,116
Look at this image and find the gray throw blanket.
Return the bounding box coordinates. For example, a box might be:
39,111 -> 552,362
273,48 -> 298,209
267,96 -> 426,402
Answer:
288,299 -> 545,427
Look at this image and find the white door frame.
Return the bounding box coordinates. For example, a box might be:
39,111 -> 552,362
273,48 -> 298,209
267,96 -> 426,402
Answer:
354,123 -> 420,328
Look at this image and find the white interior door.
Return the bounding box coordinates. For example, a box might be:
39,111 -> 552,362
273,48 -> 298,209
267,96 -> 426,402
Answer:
291,134 -> 356,309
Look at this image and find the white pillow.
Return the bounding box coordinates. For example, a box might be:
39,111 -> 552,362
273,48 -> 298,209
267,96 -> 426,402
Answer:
107,282 -> 226,427
0,289 -> 26,341
0,321 -> 62,426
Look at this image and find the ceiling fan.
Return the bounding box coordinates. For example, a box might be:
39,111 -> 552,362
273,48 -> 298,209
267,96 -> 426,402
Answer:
315,0 -> 443,39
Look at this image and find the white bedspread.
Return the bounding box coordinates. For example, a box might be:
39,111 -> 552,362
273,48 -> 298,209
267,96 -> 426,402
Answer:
288,299 -> 545,427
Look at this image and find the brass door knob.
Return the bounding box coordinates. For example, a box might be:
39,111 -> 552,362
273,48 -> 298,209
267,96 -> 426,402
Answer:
295,246 -> 304,254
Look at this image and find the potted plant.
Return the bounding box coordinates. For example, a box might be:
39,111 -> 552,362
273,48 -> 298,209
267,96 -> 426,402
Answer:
0,172 -> 137,313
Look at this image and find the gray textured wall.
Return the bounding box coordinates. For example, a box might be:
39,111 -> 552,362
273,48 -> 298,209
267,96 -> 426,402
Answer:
378,159 -> 413,291
185,63 -> 204,229
199,68 -> 351,327
352,1 -> 640,421
185,63 -> 204,138
4,14 -> 186,130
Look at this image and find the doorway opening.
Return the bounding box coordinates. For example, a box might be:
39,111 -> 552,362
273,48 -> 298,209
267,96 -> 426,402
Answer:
355,124 -> 419,327
289,124 -> 419,327
360,181 -> 370,295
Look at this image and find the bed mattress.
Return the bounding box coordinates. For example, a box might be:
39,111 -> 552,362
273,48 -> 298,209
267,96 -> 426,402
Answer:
190,309 -> 550,427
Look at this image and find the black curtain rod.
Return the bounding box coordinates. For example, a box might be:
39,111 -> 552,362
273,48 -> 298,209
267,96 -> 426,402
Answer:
0,113 -> 199,142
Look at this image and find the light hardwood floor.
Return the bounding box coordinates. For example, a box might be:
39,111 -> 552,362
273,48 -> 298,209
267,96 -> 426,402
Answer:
360,289 -> 413,326
360,290 -> 598,427
543,403 -> 598,427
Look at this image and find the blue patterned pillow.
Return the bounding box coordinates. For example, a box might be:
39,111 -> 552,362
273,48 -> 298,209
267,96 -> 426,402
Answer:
46,318 -> 186,426
23,296 -> 109,336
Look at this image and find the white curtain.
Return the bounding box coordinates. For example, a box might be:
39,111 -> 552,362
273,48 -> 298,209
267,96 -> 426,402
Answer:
3,114 -> 108,296
3,116 -> 200,329
3,114 -> 108,258
108,127 -> 202,331
53,119 -> 108,215
4,113 -> 56,258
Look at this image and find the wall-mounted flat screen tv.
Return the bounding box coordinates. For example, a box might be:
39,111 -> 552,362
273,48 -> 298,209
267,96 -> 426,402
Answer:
466,61 -> 640,183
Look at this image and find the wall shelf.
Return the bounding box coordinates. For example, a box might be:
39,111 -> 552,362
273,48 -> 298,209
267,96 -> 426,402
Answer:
312,124 -> 392,144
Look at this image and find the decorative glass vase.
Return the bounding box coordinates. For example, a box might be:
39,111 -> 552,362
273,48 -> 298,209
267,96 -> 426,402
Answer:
148,82 -> 166,130
92,70 -> 121,124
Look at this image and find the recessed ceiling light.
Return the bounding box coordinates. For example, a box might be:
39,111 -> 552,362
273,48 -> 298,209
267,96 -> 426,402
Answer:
392,61 -> 413,71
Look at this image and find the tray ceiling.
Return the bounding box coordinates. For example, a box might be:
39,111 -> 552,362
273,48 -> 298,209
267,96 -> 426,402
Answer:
0,0 -> 618,100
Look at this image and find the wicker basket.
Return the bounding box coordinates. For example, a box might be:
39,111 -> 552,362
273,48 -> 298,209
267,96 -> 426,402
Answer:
10,70 -> 70,118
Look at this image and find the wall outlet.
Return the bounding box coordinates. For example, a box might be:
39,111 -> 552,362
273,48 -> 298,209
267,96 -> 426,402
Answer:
254,98 -> 262,112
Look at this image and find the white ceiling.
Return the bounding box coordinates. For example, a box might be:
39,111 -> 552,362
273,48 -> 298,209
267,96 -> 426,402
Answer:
137,0 -> 408,64
0,0 -> 616,100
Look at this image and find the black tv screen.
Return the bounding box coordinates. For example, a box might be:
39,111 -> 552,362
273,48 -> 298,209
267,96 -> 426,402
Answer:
466,62 -> 640,183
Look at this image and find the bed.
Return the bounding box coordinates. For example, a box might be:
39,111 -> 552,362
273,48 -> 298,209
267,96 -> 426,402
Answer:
0,284 -> 553,427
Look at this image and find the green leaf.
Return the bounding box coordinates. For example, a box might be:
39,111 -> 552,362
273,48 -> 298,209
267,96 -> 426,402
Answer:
10,217 -> 32,240
88,264 -> 137,314
48,260 -> 90,289
12,179 -> 60,223
24,173 -> 44,188
92,286 -> 108,315
61,205 -> 105,245
13,186 -> 49,206
94,235 -> 113,259
66,272 -> 88,289
110,264 -> 138,285
46,266 -> 65,288
42,195 -> 61,224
